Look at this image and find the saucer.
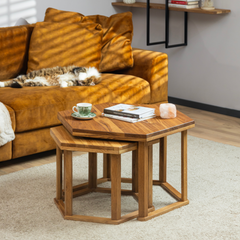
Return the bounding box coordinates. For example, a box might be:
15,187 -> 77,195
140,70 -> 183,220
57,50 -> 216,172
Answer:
71,112 -> 96,120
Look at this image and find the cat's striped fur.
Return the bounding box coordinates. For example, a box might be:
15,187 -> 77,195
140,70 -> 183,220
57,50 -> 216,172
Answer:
0,65 -> 101,88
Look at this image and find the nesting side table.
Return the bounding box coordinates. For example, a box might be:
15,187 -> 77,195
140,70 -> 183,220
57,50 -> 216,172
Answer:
50,126 -> 154,224
57,103 -> 195,221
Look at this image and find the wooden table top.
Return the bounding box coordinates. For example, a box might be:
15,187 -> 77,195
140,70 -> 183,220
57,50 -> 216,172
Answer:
58,103 -> 195,142
50,126 -> 137,154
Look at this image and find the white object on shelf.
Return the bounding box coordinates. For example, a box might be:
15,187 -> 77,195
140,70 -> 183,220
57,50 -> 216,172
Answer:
123,0 -> 136,4
201,0 -> 215,10
15,18 -> 29,26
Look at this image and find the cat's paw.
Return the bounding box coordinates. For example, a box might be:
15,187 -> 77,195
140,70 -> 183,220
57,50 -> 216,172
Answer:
68,81 -> 73,87
0,82 -> 5,87
77,81 -> 84,86
11,81 -> 23,88
60,81 -> 68,88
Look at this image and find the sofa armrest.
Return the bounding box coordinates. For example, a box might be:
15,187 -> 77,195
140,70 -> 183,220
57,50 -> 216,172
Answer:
117,48 -> 168,103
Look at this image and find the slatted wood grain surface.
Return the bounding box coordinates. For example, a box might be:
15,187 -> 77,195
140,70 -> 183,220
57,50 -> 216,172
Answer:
50,126 -> 137,154
58,103 -> 195,142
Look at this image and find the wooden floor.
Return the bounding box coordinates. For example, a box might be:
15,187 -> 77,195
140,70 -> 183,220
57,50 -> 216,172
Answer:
0,105 -> 239,176
176,105 -> 240,148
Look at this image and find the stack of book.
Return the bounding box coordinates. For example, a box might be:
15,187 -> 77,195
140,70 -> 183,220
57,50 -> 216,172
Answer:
168,0 -> 200,9
102,104 -> 156,123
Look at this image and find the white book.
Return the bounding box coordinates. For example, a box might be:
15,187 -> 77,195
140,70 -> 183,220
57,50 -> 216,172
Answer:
104,104 -> 155,119
168,3 -> 199,8
102,113 -> 156,123
169,1 -> 199,4
169,0 -> 199,2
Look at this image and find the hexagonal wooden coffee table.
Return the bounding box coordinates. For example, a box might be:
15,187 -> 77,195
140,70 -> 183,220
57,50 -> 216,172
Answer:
58,103 -> 195,221
50,126 -> 152,224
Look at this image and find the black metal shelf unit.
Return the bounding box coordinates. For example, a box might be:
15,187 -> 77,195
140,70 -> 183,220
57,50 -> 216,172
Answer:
147,0 -> 188,48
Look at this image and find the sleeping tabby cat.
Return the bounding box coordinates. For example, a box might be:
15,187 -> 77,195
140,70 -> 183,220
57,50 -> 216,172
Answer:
0,65 -> 101,88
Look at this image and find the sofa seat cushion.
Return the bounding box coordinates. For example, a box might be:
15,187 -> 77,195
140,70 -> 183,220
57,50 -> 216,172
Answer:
0,74 -> 150,133
101,74 -> 150,104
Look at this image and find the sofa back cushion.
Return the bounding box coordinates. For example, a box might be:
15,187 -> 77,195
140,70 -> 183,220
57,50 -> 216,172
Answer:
27,22 -> 103,73
86,12 -> 134,73
0,25 -> 34,80
44,8 -> 134,73
44,7 -> 84,23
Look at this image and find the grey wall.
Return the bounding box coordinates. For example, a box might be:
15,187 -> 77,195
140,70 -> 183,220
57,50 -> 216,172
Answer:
35,0 -> 118,19
125,0 -> 239,111
0,0 -> 117,27
1,0 -> 238,110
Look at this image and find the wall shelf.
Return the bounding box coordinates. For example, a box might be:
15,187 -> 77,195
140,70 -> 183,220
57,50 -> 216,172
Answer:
112,2 -> 231,15
112,1 -> 230,48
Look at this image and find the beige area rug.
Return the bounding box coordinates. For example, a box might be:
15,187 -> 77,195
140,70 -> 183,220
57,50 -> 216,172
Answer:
0,134 -> 240,240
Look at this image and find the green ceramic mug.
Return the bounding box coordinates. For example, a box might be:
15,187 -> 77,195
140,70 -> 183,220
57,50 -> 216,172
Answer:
72,103 -> 92,117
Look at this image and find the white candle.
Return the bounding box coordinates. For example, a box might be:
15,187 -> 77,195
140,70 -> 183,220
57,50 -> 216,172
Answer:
123,0 -> 136,3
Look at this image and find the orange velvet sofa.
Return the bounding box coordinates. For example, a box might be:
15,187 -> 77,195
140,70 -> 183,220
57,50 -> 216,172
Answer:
0,10 -> 168,162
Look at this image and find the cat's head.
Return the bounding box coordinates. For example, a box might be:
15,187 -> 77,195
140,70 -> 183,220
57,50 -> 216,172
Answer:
72,67 -> 87,76
76,67 -> 101,86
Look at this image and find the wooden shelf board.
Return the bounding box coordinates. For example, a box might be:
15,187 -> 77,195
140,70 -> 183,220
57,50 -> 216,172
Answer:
112,2 -> 231,15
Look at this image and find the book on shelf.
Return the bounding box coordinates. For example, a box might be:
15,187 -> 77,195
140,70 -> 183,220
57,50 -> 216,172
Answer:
169,0 -> 199,2
170,1 -> 199,5
101,113 -> 156,123
168,3 -> 199,9
103,104 -> 155,119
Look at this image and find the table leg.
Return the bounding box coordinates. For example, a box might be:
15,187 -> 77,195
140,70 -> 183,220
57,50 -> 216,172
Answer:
89,153 -> 97,190
111,154 -> 121,220
181,130 -> 188,201
148,145 -> 153,208
160,137 -> 167,183
64,150 -> 72,216
56,146 -> 62,200
103,154 -> 111,179
132,150 -> 138,193
136,132 -> 189,221
138,141 -> 149,220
